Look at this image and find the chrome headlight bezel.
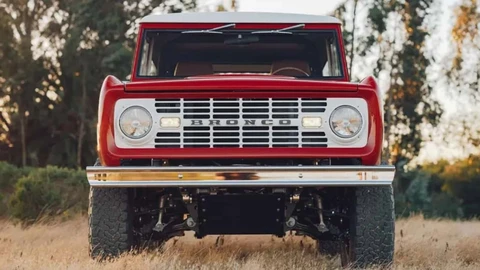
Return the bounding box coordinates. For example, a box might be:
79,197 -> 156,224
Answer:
329,105 -> 364,139
118,106 -> 153,140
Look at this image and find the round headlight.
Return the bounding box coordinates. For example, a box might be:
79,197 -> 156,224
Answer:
119,106 -> 153,139
329,105 -> 363,139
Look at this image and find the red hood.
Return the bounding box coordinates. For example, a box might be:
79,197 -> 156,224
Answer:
124,75 -> 358,92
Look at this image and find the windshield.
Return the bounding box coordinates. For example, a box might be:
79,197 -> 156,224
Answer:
137,29 -> 343,79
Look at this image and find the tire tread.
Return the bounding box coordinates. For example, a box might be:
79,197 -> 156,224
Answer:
88,187 -> 133,258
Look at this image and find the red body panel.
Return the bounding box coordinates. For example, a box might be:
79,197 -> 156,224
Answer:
125,75 -> 358,92
97,22 -> 383,167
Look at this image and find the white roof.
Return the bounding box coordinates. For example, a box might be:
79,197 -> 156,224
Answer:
140,12 -> 341,24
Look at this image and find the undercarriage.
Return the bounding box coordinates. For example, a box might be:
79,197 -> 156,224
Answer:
131,186 -> 350,244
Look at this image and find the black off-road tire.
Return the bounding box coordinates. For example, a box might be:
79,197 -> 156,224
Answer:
88,186 -> 135,259
316,240 -> 340,257
342,185 -> 395,268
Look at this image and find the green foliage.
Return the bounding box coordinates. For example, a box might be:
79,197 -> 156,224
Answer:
441,156 -> 480,218
0,193 -> 6,216
0,0 -> 198,168
0,161 -> 24,191
394,164 -> 463,219
405,173 -> 432,213
428,192 -> 463,219
0,162 -> 31,216
8,166 -> 88,223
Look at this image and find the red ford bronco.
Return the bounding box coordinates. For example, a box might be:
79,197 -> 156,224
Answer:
87,12 -> 395,267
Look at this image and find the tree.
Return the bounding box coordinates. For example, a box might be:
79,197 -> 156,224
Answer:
332,0 -> 359,77
0,0 -> 198,168
447,0 -> 480,155
335,0 -> 443,165
0,0 -> 57,167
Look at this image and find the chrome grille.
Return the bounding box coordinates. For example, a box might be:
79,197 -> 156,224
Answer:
154,98 -> 328,148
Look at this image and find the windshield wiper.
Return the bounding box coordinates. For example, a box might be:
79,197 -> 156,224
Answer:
181,23 -> 236,34
251,23 -> 305,35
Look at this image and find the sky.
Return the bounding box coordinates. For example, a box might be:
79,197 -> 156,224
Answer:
238,0 -> 460,17
238,0 -> 341,14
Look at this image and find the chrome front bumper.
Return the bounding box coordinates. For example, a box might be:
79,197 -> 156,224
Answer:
86,165 -> 395,187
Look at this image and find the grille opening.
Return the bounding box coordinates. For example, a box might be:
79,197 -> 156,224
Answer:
302,132 -> 326,136
243,126 -> 269,131
184,103 -> 210,107
243,132 -> 269,137
301,102 -> 327,106
273,138 -> 299,143
213,126 -> 239,131
213,132 -> 240,137
184,138 -> 210,143
156,109 -> 181,113
213,114 -> 240,119
242,114 -> 269,119
302,138 -> 328,143
184,115 -> 210,119
184,132 -> 210,137
272,102 -> 298,106
301,108 -> 326,113
155,103 -> 180,107
184,126 -> 210,131
243,108 -> 269,113
272,108 -> 299,113
243,138 -> 269,143
272,114 -> 298,119
155,138 -> 180,143
213,102 -> 240,107
213,138 -> 240,143
243,102 -> 269,107
213,108 -> 239,113
303,144 -> 328,147
272,126 -> 298,130
184,108 -> 210,113
156,132 -> 180,137
272,132 -> 299,137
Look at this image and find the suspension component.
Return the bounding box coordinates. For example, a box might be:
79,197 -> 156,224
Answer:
153,195 -> 166,232
314,194 -> 329,233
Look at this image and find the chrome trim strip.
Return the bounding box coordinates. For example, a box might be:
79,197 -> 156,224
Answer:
87,166 -> 395,187
88,180 -> 393,187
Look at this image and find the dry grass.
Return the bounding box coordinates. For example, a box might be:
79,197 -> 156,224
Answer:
1,216 -> 480,269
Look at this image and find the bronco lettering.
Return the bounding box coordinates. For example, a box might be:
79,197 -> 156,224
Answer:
190,119 -> 291,126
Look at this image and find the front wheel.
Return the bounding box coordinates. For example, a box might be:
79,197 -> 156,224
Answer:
88,187 -> 135,259
341,185 -> 395,268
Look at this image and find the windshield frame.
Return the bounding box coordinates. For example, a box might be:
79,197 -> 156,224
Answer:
131,24 -> 349,82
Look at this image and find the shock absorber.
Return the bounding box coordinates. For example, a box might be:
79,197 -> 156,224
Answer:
314,194 -> 329,233
153,195 -> 166,232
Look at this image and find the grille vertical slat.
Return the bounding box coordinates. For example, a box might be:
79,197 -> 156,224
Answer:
154,98 -> 328,148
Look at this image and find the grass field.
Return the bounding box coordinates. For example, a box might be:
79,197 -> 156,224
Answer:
1,216 -> 480,269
